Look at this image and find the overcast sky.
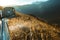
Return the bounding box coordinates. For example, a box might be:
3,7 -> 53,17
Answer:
0,0 -> 48,6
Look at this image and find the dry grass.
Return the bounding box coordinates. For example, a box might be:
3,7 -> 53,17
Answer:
7,12 -> 60,40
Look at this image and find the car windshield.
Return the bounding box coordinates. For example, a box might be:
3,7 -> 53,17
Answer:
0,0 -> 60,40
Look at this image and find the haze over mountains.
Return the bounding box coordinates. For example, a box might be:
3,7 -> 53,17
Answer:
14,0 -> 60,26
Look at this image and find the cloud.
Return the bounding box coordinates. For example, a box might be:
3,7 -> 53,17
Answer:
0,0 -> 48,6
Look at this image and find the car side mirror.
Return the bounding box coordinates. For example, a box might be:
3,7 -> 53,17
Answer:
2,7 -> 15,18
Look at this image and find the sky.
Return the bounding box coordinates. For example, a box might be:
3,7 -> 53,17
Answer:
0,0 -> 48,6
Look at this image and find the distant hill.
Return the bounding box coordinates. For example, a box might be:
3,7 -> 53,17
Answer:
0,6 -> 3,10
13,0 -> 60,26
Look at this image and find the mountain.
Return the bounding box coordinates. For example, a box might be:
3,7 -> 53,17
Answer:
13,0 -> 60,26
0,6 -> 3,10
